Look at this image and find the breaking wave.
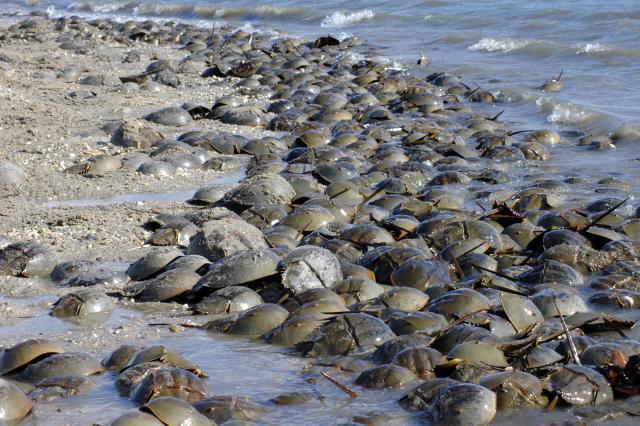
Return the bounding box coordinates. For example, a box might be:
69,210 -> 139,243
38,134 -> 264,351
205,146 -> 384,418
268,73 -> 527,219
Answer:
468,37 -> 531,53
320,10 -> 374,28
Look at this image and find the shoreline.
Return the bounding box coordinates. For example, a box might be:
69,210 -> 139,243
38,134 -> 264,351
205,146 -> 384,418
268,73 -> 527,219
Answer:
7,2 -> 640,138
0,9 -> 639,426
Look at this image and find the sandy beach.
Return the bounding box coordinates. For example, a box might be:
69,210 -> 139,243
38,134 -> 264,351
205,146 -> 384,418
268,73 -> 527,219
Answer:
0,16 -> 268,262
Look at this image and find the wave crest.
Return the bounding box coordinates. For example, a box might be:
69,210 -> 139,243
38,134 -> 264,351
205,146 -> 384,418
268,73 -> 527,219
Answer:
468,37 -> 530,52
576,42 -> 610,54
320,10 -> 374,28
536,96 -> 596,125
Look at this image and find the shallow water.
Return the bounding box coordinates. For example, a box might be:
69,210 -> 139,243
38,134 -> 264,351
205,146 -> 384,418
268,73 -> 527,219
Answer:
41,170 -> 244,207
2,295 -> 418,425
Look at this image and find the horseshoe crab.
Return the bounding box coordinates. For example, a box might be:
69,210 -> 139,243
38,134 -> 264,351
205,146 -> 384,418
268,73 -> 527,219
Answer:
588,289 -> 640,308
118,268 -> 200,302
29,375 -> 95,401
191,249 -> 280,296
373,334 -> 437,364
281,245 -> 343,294
0,241 -> 56,277
479,371 -> 546,409
448,341 -> 509,368
280,204 -> 336,232
387,311 -> 449,336
431,383 -> 497,426
148,221 -> 198,247
0,339 -> 65,375
127,248 -> 183,281
428,288 -> 492,319
19,352 -> 105,383
108,411 -> 164,425
539,244 -> 614,272
501,292 -> 544,333
334,277 -> 385,305
431,324 -> 499,354
392,346 -> 447,378
531,288 -> 589,317
422,219 -> 502,252
580,343 -> 631,367
354,287 -> 430,312
194,395 -> 268,424
341,224 -> 396,246
288,300 -> 346,321
315,160 -> 359,184
0,378 -> 32,422
355,365 -> 417,389
520,345 -> 565,369
440,239 -> 491,262
591,274 -> 640,291
221,174 -> 296,211
66,155 -> 123,176
193,286 -> 264,315
103,345 -> 139,372
262,314 -> 324,346
399,378 -> 460,411
239,203 -> 291,229
390,259 -> 452,290
542,364 -> 613,405
298,313 -> 396,357
51,260 -> 130,288
187,217 -> 267,261
142,396 -> 212,426
518,260 -> 584,287
294,287 -> 346,307
50,288 -> 115,319
216,99 -> 262,123
130,368 -> 207,404
145,107 -> 193,127
123,346 -> 204,377
110,119 -> 164,149
164,255 -> 209,274
115,362 -> 166,395
207,304 -> 289,336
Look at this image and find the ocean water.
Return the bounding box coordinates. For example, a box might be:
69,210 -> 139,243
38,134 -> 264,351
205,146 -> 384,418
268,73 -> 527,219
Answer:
3,0 -> 640,180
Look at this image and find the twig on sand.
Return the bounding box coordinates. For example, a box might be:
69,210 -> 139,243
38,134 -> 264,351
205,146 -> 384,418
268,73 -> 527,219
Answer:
546,395 -> 559,411
321,371 -> 358,398
554,296 -> 581,365
580,197 -> 628,234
